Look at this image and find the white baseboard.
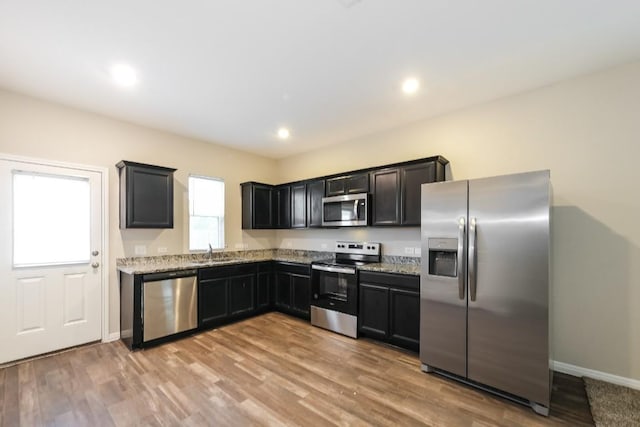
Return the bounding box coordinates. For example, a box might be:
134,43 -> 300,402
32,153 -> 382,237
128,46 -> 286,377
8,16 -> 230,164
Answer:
552,360 -> 640,391
104,332 -> 120,343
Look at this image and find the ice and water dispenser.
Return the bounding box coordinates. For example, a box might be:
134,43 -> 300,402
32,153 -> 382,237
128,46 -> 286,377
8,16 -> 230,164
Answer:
428,238 -> 458,277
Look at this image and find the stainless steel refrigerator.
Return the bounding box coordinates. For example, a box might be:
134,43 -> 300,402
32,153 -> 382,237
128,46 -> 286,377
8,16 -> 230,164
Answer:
420,170 -> 551,416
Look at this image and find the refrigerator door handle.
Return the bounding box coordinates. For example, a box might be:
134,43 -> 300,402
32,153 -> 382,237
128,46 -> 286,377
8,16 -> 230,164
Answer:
469,217 -> 477,301
458,217 -> 466,300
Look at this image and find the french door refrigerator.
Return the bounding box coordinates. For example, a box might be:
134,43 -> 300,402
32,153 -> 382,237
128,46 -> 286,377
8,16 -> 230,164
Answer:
420,170 -> 551,416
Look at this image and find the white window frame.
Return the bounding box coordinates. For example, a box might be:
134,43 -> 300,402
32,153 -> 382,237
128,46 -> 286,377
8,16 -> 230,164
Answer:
188,174 -> 225,251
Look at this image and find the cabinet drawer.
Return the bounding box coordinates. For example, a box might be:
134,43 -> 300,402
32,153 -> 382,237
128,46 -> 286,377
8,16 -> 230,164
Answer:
273,261 -> 310,276
199,263 -> 257,281
359,271 -> 419,292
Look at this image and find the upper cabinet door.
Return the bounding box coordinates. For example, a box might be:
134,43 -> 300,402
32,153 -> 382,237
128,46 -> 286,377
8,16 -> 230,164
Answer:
242,183 -> 273,229
290,183 -> 307,228
370,168 -> 401,226
325,172 -> 369,196
345,173 -> 369,194
325,176 -> 346,197
306,179 -> 324,228
117,161 -> 176,229
274,185 -> 291,229
401,162 -> 437,225
253,184 -> 274,229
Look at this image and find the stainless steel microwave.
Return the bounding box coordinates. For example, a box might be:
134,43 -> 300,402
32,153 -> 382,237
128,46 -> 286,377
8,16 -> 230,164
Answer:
322,193 -> 368,227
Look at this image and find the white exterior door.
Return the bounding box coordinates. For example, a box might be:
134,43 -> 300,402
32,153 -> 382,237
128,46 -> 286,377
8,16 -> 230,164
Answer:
0,158 -> 104,364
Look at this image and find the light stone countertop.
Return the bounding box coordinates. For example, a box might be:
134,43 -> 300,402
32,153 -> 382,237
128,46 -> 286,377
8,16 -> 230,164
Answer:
117,249 -> 420,276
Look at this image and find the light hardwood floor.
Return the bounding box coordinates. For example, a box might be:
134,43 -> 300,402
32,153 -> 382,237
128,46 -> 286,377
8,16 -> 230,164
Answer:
0,312 -> 592,426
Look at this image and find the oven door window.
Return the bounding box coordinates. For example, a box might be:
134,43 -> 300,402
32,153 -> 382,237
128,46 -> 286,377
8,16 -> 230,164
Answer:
316,270 -> 349,301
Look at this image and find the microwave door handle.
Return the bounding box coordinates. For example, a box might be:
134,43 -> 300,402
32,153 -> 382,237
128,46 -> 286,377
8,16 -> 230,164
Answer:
353,200 -> 358,219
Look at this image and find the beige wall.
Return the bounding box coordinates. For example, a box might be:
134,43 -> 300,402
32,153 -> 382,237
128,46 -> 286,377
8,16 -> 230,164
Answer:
275,61 -> 640,381
0,89 -> 279,334
2,59 -> 639,381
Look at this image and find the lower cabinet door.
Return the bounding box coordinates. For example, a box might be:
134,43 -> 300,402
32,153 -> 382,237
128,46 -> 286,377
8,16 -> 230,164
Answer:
257,271 -> 271,309
358,283 -> 389,340
291,274 -> 310,316
199,278 -> 229,326
389,288 -> 420,351
275,272 -> 292,309
229,274 -> 255,316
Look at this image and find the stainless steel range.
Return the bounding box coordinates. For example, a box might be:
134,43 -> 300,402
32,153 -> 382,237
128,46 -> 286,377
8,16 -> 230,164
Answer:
310,241 -> 381,338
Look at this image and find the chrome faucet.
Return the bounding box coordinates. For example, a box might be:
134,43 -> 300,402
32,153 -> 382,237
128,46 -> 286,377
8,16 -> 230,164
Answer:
207,243 -> 213,260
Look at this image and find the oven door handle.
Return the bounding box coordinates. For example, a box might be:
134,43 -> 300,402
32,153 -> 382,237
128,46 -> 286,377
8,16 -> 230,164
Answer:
311,264 -> 356,275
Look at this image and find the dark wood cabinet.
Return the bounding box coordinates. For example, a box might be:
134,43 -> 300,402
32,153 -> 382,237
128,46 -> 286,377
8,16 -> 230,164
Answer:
370,168 -> 401,225
274,185 -> 291,229
256,262 -> 273,310
401,161 -> 441,225
358,283 -> 389,341
370,159 -> 446,226
389,287 -> 420,349
273,262 -> 310,319
241,156 -> 448,229
229,274 -> 255,316
199,264 -> 258,328
275,271 -> 292,309
199,277 -> 228,326
241,182 -> 273,229
358,271 -> 420,352
325,173 -> 369,196
291,274 -> 310,316
116,160 -> 176,229
306,179 -> 325,227
290,183 -> 307,228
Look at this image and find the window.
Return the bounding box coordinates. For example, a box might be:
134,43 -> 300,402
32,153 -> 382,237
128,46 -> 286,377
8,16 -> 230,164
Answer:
13,171 -> 90,267
189,175 -> 224,251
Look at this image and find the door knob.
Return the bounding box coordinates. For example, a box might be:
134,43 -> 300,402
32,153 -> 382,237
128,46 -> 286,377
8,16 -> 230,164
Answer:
92,250 -> 99,256
91,262 -> 100,268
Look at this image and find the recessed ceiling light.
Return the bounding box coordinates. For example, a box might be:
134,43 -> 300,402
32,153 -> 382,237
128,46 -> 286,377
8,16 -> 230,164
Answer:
110,63 -> 138,87
277,127 -> 290,139
402,77 -> 420,95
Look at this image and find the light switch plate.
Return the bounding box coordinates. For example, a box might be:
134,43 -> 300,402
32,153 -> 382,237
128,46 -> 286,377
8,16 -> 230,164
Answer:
404,247 -> 414,255
414,247 -> 421,256
157,247 -> 167,254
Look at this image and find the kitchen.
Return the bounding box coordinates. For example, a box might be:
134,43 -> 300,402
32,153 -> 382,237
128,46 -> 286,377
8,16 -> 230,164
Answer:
1,1 -> 640,426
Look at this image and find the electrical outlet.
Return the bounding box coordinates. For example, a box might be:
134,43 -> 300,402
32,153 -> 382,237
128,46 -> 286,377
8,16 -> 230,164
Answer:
414,247 -> 421,256
404,247 -> 414,255
134,245 -> 146,255
157,247 -> 167,254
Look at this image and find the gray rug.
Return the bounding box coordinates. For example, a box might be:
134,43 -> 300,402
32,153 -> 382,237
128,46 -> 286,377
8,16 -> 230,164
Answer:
584,377 -> 640,427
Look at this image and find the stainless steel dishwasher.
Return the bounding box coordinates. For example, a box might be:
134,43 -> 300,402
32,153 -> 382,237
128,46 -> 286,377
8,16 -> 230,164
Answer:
142,269 -> 198,343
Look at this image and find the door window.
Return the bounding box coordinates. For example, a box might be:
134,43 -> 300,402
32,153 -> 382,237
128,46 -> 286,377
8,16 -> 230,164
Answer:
13,171 -> 90,267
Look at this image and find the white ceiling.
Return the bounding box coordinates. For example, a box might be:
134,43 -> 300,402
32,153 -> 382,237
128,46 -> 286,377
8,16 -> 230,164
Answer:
1,1 -> 640,159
